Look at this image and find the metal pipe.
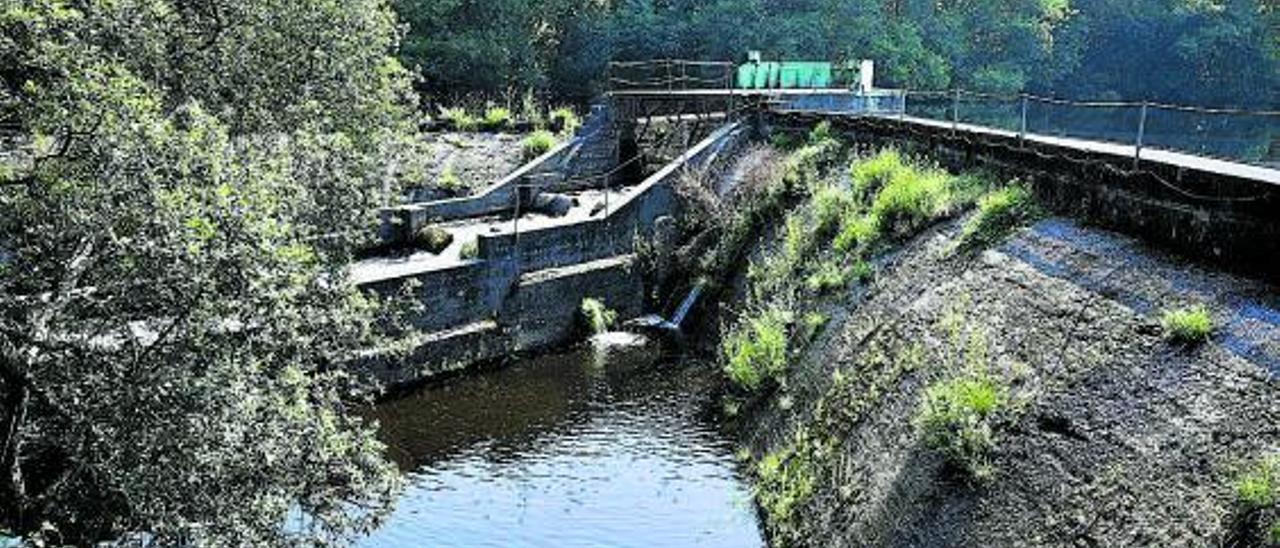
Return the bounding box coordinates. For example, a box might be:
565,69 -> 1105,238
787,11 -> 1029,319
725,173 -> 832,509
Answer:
1134,101 -> 1149,168
1019,94 -> 1029,147
952,89 -> 960,133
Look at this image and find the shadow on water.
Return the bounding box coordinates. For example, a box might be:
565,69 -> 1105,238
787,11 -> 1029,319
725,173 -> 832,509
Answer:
361,340 -> 764,547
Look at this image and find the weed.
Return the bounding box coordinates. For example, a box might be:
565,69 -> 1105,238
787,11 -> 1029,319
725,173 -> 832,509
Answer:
917,369 -> 1009,482
436,163 -> 464,195
957,184 -> 1039,251
756,440 -> 816,527
1161,305 -> 1214,344
798,311 -> 829,343
459,238 -> 479,260
482,106 -> 513,130
808,120 -> 835,145
851,260 -> 874,282
871,167 -> 952,239
833,213 -> 880,255
520,90 -> 545,129
771,132 -> 800,150
850,148 -> 904,198
413,226 -> 454,254
812,184 -> 855,236
580,298 -> 618,335
805,262 -> 849,295
1234,455 -> 1280,547
440,107 -> 480,131
723,307 -> 790,392
549,107 -> 580,136
521,130 -> 558,161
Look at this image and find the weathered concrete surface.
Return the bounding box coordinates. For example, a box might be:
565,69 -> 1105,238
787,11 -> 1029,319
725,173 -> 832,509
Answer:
743,214 -> 1280,547
381,105 -> 620,242
355,122 -> 750,388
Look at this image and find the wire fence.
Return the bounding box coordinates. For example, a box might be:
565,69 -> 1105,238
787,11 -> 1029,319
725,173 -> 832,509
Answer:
902,90 -> 1280,169
607,62 -> 1279,170
608,60 -> 736,92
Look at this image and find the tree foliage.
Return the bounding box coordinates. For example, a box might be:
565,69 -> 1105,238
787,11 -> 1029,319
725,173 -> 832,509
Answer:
0,0 -> 416,544
399,0 -> 1279,107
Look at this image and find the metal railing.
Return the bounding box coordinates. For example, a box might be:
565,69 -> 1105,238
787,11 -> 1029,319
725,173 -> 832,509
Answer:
898,89 -> 1280,170
608,60 -> 736,92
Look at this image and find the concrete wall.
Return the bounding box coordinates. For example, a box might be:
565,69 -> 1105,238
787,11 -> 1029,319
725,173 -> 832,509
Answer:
379,105 -> 621,243
767,112 -> 1280,279
358,121 -> 750,388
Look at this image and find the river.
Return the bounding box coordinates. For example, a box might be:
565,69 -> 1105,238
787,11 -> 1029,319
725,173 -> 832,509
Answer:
360,341 -> 764,547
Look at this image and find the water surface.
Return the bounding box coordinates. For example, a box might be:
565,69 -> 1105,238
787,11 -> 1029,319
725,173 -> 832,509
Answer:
362,345 -> 763,547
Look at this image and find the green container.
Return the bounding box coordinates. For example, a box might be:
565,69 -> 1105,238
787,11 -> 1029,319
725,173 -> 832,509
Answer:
737,64 -> 757,89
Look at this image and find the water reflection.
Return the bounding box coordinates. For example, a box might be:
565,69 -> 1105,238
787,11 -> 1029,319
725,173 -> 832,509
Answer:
361,346 -> 764,547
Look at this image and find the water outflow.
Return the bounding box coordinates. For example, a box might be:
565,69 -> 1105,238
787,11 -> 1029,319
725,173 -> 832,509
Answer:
624,281 -> 706,339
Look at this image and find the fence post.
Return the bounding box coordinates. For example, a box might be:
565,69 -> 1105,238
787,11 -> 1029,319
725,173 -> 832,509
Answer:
1019,94 -> 1029,147
1134,101 -> 1149,169
952,89 -> 960,133
900,89 -> 908,122
666,59 -> 673,91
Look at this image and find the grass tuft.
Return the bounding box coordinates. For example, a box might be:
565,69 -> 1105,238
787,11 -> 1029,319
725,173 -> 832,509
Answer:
482,106 -> 513,130
723,308 -> 790,392
850,148 -> 904,198
521,130 -> 558,161
549,107 -> 580,136
917,370 -> 1009,482
1234,455 -> 1280,547
756,441 -> 816,527
580,298 -> 618,335
956,184 -> 1039,251
440,107 -> 480,132
436,163 -> 464,195
1161,305 -> 1214,344
871,168 -> 952,239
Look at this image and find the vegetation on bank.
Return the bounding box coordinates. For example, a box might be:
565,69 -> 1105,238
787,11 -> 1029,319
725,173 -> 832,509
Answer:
711,123 -> 1042,543
581,298 -> 619,335
522,130 -> 560,160
1162,305 -> 1216,344
433,103 -> 581,136
1234,455 -> 1280,546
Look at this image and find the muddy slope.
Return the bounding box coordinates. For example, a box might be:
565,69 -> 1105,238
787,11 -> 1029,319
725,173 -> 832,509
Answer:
748,215 -> 1280,547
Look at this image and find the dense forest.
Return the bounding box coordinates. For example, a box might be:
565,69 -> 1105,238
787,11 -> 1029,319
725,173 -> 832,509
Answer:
399,0 -> 1280,108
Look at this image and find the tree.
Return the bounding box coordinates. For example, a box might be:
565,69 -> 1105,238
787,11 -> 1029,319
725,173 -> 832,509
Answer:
0,0 -> 417,544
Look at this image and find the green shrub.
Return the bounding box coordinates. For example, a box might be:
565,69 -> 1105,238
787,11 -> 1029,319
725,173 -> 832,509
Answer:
808,120 -> 835,145
520,90 -> 545,129
413,226 -> 454,254
799,311 -> 829,343
459,238 -> 479,260
1234,456 -> 1280,546
580,298 -> 618,335
851,260 -> 874,282
782,212 -> 813,264
833,213 -> 880,254
871,167 -> 952,239
521,130 -> 558,161
805,261 -> 849,295
812,184 -> 854,236
482,106 -> 513,130
723,308 -> 790,392
441,107 -> 480,131
957,184 -> 1038,251
756,442 -> 816,527
917,371 -> 1009,482
1161,305 -> 1214,344
850,148 -> 904,197
436,164 -> 464,195
770,132 -> 800,150
549,107 -> 580,135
